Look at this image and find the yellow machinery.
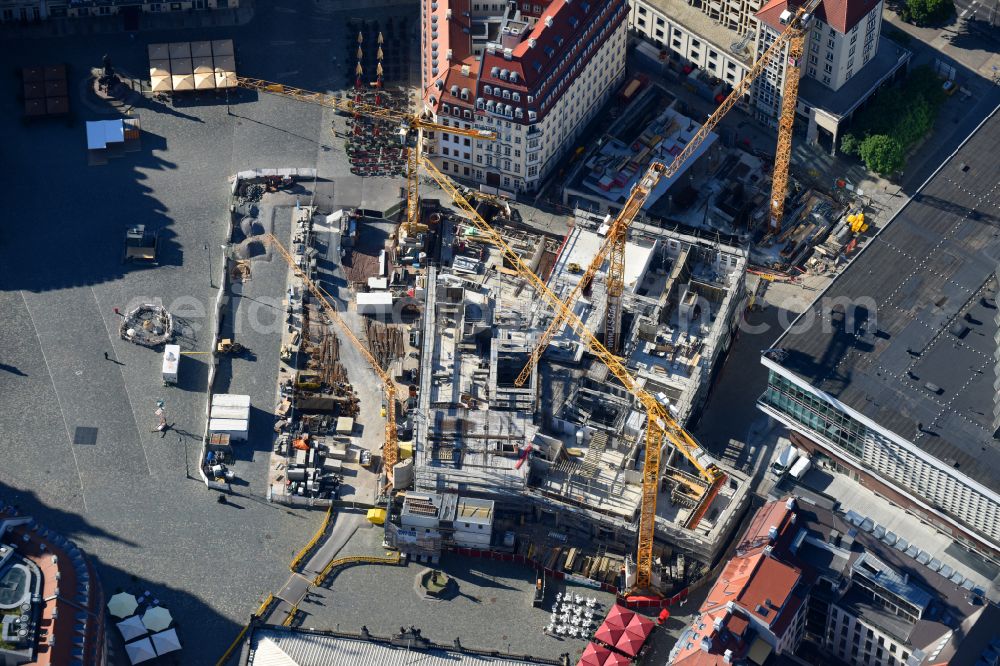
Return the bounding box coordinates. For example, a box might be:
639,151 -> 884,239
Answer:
266,234 -> 401,481
846,212 -> 868,234
421,157 -> 724,593
236,76 -> 496,239
515,0 -> 821,382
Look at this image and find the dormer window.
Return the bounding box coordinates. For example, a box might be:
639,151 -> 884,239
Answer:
502,89 -> 510,99
512,92 -> 520,102
484,84 -> 492,95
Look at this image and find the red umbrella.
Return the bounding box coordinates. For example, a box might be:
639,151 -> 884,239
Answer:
604,604 -> 636,629
624,613 -> 655,640
602,653 -> 633,666
594,622 -> 625,647
578,642 -> 613,666
658,608 -> 671,624
614,629 -> 647,657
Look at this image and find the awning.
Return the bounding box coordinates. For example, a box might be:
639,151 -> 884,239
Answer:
593,623 -> 624,647
614,626 -> 647,657
577,642 -> 613,666
151,76 -> 172,93
602,653 -> 632,666
194,71 -> 216,90
150,628 -> 182,654
149,59 -> 171,78
215,71 -> 238,89
211,39 -> 234,56
190,40 -> 213,58
603,604 -> 636,630
172,74 -> 195,92
192,56 -> 214,75
116,615 -> 147,641
147,43 -> 169,60
124,637 -> 157,664
623,612 -> 654,639
168,41 -> 191,59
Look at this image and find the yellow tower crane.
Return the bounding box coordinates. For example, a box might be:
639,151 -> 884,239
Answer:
421,156 -> 724,593
516,0 -> 822,384
265,233 -> 401,480
235,77 -> 496,240
768,0 -> 821,233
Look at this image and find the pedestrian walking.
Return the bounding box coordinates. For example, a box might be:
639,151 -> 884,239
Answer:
104,351 -> 109,360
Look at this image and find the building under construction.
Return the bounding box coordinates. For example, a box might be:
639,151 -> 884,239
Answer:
411,207 -> 751,564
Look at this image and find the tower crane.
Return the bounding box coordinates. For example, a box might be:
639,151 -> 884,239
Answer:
515,0 -> 820,384
235,77 -> 496,240
265,233 -> 401,481
768,0 -> 818,233
421,156 -> 724,593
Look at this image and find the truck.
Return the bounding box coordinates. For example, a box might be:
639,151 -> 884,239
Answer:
789,454 -> 812,480
770,442 -> 799,477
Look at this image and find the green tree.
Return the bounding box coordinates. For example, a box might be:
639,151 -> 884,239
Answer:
840,133 -> 860,156
906,0 -> 954,24
859,134 -> 905,174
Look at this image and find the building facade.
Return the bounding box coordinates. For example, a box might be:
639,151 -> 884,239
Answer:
629,0 -> 754,90
626,0 -> 909,152
671,495 -> 998,666
758,365 -> 1000,559
422,0 -> 629,194
0,0 -> 237,22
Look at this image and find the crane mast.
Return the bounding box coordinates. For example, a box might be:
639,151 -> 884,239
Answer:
515,0 -> 819,384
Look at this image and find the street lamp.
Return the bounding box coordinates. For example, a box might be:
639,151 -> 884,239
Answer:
205,243 -> 214,288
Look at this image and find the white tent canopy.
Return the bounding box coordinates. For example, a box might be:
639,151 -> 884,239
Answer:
116,615 -> 147,641
125,637 -> 157,664
151,628 -> 182,655
142,606 -> 173,632
107,592 -> 139,619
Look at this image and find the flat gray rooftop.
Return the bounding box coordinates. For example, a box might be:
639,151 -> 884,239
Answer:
771,109 -> 1000,493
799,36 -> 910,118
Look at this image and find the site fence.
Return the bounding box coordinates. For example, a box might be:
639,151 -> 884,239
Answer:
447,547 -> 693,610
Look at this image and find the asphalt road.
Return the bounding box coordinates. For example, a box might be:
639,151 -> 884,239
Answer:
0,1 -> 417,663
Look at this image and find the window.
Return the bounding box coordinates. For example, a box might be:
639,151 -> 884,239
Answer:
808,66 -> 816,77
811,42 -> 819,53
638,5 -> 647,14
442,147 -> 450,156
442,161 -> 450,171
463,152 -> 470,160
464,138 -> 471,146
826,51 -> 834,61
828,37 -> 835,48
824,63 -> 832,73
691,38 -> 701,47
809,54 -> 818,64
638,17 -> 646,27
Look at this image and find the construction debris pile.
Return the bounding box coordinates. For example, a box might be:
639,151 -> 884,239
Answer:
364,319 -> 405,368
119,304 -> 173,347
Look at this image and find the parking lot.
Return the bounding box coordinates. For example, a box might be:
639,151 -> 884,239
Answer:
0,1 -> 416,662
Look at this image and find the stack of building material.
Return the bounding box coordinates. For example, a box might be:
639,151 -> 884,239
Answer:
210,393 -> 250,441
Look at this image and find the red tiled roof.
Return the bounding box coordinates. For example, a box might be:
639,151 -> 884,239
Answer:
736,556 -> 801,627
756,0 -> 880,33
738,498 -> 794,553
